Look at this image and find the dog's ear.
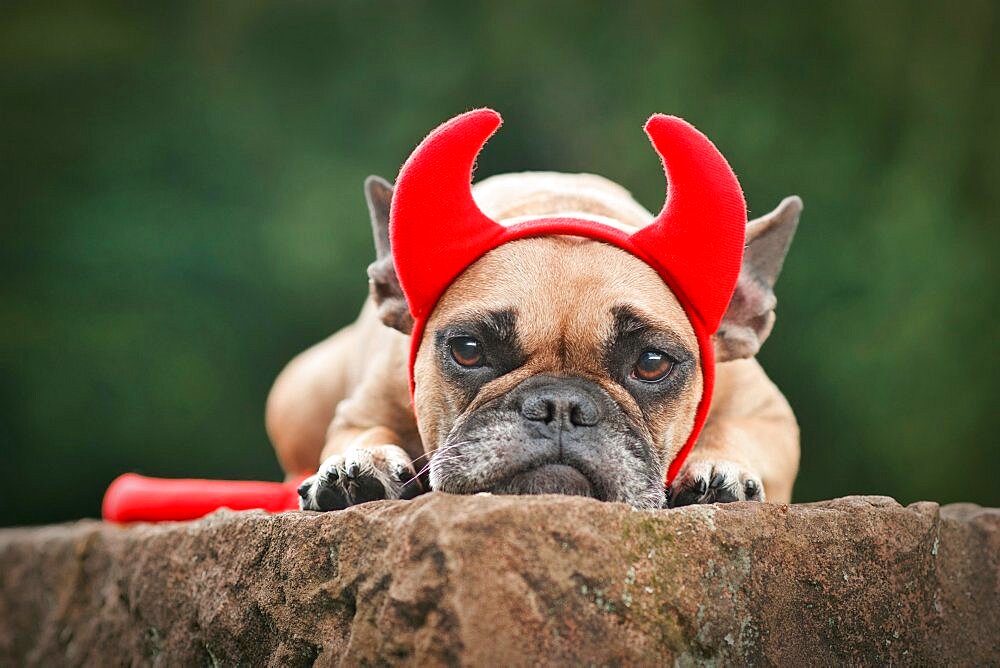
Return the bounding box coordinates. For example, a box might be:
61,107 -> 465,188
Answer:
364,175 -> 414,334
713,196 -> 802,362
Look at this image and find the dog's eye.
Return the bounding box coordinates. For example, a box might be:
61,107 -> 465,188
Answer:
449,336 -> 484,367
632,350 -> 673,382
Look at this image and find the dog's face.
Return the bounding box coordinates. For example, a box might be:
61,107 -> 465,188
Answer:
412,236 -> 702,509
363,174 -> 801,510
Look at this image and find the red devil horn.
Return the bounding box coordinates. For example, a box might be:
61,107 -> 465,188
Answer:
390,109 -> 505,322
631,115 -> 747,334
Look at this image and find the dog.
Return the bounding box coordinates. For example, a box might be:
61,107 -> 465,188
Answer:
267,126 -> 801,511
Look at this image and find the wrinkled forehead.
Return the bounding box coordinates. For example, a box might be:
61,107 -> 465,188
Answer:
425,236 -> 698,354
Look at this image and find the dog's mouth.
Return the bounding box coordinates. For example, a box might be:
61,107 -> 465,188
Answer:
487,463 -> 597,499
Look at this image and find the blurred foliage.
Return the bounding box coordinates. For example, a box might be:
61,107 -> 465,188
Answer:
1,1 -> 997,526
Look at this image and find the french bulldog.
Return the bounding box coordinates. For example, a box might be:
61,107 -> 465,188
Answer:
268,127 -> 801,511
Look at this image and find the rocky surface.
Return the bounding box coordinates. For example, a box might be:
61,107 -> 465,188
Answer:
1,494 -> 998,666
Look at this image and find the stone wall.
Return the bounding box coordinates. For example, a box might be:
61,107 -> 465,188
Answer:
1,494 -> 997,665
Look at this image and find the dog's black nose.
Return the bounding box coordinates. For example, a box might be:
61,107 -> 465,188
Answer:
520,384 -> 602,427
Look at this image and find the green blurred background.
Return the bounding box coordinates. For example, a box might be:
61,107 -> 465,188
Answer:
2,1 -> 997,526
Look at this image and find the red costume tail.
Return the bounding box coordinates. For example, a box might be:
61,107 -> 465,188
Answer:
102,473 -> 304,522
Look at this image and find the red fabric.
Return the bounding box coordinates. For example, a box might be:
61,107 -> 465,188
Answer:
391,109 -> 746,485
102,473 -> 302,522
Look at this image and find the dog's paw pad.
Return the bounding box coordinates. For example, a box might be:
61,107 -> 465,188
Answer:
666,459 -> 764,508
299,446 -> 421,511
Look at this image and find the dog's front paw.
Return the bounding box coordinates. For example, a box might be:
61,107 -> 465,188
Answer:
298,445 -> 423,511
666,458 -> 764,508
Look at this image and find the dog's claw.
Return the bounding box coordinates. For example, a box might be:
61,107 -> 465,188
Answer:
299,445 -> 422,511
667,459 -> 765,508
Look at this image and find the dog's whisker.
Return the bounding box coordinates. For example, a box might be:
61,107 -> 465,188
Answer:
409,442 -> 465,465
405,458 -> 444,487
403,445 -> 471,488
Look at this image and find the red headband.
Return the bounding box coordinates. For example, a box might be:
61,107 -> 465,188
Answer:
390,109 -> 746,484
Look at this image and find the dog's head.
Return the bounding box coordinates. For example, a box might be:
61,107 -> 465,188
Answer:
363,113 -> 800,509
